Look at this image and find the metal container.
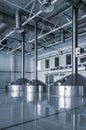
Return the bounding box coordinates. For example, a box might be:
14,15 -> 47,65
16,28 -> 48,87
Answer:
31,79 -> 46,93
49,85 -> 84,97
38,85 -> 43,93
6,83 -> 24,98
8,90 -> 23,98
9,85 -> 24,91
25,83 -> 36,93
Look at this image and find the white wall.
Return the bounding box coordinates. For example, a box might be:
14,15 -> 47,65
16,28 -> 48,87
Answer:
0,50 -> 30,88
29,34 -> 86,83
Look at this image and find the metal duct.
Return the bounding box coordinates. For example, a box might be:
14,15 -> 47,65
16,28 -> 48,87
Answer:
47,3 -> 71,19
0,23 -> 8,34
39,0 -> 54,12
15,10 -> 24,33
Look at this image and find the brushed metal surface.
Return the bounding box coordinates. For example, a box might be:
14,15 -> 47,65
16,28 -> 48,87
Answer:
48,85 -> 84,97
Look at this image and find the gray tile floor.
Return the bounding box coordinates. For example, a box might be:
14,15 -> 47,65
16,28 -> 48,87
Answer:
0,90 -> 86,130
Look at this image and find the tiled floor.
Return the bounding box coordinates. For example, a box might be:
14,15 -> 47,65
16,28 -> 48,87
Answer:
0,90 -> 86,130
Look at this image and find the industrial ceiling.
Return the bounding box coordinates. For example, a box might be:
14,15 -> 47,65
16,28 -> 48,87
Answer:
0,0 -> 86,54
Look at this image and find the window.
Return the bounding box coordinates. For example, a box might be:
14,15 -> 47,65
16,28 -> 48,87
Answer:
55,57 -> 59,67
80,57 -> 86,63
45,59 -> 49,68
38,60 -> 41,70
66,54 -> 71,65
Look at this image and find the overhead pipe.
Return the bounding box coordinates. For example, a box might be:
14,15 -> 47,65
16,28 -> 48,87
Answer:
1,1 -> 70,40
26,21 -> 72,42
22,0 -> 57,26
7,13 -> 86,54
2,1 -> 86,54
47,3 -> 71,20
38,0 -> 54,13
3,0 -> 57,27
15,10 -> 21,29
25,31 -> 86,56
0,23 -> 8,35
38,0 -> 59,4
7,21 -> 72,54
24,0 -> 34,9
24,14 -> 86,41
3,0 -> 61,28
15,10 -> 24,33
0,30 -> 15,43
7,45 -> 21,54
0,0 -> 58,43
22,10 -> 42,26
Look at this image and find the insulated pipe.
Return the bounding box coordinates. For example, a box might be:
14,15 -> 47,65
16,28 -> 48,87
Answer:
22,0 -> 57,26
15,10 -> 21,29
21,32 -> 25,80
35,21 -> 38,86
0,0 -> 70,44
15,10 -> 24,33
22,10 -> 42,26
6,13 -> 86,54
72,6 -> 78,86
6,20 -> 71,54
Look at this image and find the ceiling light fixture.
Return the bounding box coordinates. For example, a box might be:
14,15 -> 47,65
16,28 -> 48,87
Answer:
39,0 -> 54,13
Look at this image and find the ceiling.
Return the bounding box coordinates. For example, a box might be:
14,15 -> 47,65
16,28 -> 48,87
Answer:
0,0 -> 86,54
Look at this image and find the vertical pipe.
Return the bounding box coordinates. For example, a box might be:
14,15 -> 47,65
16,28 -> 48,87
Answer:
72,6 -> 78,86
15,10 -> 21,29
61,30 -> 65,43
21,32 -> 25,81
11,52 -> 15,81
34,21 -> 38,130
35,21 -> 38,87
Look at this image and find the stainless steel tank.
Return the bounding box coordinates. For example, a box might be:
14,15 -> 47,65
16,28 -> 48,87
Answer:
48,85 -> 84,97
6,81 -> 24,98
24,83 -> 36,93
25,79 -> 46,93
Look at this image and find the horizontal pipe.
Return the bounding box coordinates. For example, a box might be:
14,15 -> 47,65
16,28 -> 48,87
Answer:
24,0 -> 34,9
7,21 -> 71,54
7,45 -> 21,54
26,31 -> 86,56
7,14 -> 86,54
2,0 -> 85,54
22,0 -> 58,26
52,0 -> 59,4
22,10 -> 42,26
0,30 -> 15,43
3,0 -> 57,27
0,0 -> 58,44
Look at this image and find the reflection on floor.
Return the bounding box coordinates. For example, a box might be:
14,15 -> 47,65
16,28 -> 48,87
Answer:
0,90 -> 86,130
